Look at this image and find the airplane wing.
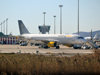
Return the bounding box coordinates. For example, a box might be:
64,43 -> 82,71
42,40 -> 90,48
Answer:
35,39 -> 59,43
9,35 -> 59,43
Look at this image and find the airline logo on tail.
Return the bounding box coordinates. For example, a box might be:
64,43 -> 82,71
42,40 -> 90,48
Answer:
21,25 -> 23,27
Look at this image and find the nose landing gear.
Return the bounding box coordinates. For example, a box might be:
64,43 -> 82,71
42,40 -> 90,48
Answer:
55,42 -> 60,49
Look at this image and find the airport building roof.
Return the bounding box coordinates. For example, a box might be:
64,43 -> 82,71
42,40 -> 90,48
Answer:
0,32 -> 8,37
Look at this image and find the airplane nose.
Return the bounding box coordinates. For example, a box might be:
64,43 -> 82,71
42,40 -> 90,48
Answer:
82,39 -> 86,43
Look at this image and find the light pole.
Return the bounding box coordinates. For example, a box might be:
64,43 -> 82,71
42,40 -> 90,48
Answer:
59,5 -> 63,34
0,22 -> 2,32
3,20 -> 5,34
53,15 -> 56,34
43,12 -> 46,26
6,18 -> 8,35
78,0 -> 79,35
91,29 -> 92,40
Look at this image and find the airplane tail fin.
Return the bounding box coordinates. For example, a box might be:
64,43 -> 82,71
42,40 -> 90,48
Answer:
18,20 -> 30,35
94,33 -> 98,39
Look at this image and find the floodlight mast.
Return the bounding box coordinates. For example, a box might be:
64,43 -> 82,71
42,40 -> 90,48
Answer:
6,18 -> 8,35
3,20 -> 5,34
78,0 -> 79,35
59,5 -> 63,34
0,22 -> 2,32
53,15 -> 56,34
43,12 -> 46,26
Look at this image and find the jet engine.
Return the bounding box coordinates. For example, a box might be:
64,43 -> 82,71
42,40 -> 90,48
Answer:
65,45 -> 73,47
47,42 -> 56,47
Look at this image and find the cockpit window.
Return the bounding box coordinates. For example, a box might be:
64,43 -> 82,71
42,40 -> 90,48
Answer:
78,37 -> 84,39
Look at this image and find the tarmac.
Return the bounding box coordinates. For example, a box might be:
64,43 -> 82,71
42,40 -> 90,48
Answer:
0,45 -> 94,55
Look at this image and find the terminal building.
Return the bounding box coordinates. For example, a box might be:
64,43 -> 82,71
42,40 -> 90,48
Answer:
0,32 -> 19,44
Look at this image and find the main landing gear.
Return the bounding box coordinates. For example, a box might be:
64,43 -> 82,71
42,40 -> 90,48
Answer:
39,44 -> 49,49
56,46 -> 60,49
55,42 -> 60,49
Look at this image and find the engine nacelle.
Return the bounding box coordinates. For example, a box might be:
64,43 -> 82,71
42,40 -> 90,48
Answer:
47,42 -> 56,47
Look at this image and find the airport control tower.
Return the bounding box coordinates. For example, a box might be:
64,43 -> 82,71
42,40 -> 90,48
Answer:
38,12 -> 51,34
38,26 -> 50,34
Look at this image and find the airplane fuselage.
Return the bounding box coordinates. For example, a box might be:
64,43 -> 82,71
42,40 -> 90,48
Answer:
21,34 -> 86,45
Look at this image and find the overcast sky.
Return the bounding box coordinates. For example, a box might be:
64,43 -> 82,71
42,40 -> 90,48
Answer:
0,0 -> 100,35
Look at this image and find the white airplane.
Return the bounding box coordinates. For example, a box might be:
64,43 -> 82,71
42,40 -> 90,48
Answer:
84,33 -> 99,40
17,20 -> 86,49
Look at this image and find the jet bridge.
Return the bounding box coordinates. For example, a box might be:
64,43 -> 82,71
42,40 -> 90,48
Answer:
87,40 -> 99,49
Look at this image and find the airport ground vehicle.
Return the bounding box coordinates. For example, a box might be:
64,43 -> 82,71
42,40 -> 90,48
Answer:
16,42 -> 19,44
20,42 -> 28,46
73,45 -> 82,49
30,43 -> 34,46
81,45 -> 91,49
96,42 -> 100,47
